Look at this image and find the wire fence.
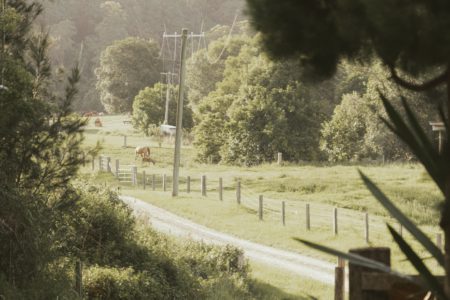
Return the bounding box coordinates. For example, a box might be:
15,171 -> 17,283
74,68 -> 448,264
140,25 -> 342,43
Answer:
95,154 -> 443,250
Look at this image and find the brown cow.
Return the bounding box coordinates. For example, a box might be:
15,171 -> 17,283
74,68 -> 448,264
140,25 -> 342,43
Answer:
142,156 -> 156,165
135,146 -> 150,160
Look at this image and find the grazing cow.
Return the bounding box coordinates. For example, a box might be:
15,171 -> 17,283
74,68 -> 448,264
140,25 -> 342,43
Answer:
94,118 -> 102,127
142,156 -> 156,165
135,146 -> 150,160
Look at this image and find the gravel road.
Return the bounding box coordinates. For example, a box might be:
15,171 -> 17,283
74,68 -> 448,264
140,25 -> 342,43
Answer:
120,195 -> 336,285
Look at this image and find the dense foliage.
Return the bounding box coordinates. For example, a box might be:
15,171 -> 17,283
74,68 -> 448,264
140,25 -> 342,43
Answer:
132,83 -> 194,135
96,37 -> 161,113
1,2 -> 255,298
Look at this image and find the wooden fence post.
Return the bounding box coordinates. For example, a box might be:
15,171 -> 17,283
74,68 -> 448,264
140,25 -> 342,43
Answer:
163,174 -> 166,191
365,213 -> 369,243
349,247 -> 390,300
106,156 -> 111,172
201,175 -> 207,196
437,233 -> 443,252
335,257 -> 345,300
143,171 -> 146,190
306,203 -> 311,230
333,207 -> 338,235
219,177 -> 223,201
75,260 -> 83,297
187,176 -> 190,193
236,180 -> 241,204
132,166 -> 137,185
282,201 -> 286,226
277,152 -> 283,165
259,195 -> 263,221
152,174 -> 156,191
115,159 -> 119,177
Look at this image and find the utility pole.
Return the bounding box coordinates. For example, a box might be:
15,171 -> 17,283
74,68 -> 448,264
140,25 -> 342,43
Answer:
161,72 -> 177,125
172,29 -> 188,196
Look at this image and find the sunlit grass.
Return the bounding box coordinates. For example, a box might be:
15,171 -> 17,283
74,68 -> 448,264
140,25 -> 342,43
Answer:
79,114 -> 444,296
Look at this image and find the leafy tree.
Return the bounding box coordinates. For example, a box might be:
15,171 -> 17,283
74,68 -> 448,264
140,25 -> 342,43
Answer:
95,37 -> 161,113
321,92 -> 371,161
0,1 -> 90,295
132,83 -> 193,135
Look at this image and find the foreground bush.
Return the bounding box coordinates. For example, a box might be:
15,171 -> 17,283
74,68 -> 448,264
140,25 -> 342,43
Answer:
84,266 -> 165,300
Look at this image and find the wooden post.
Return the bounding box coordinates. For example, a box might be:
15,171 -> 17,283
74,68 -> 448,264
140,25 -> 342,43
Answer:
259,195 -> 263,220
106,156 -> 111,172
152,174 -> 156,191
306,203 -> 311,230
282,201 -> 286,226
132,166 -> 137,185
115,159 -> 119,177
365,213 -> 369,243
335,257 -> 345,300
236,180 -> 241,204
201,175 -> 207,196
219,177 -> 223,201
123,135 -> 127,148
143,171 -> 146,190
187,176 -> 190,193
277,152 -> 283,165
163,174 -> 166,191
349,247 -> 390,300
75,260 -> 83,297
91,155 -> 95,171
437,233 -> 443,252
333,207 -> 338,235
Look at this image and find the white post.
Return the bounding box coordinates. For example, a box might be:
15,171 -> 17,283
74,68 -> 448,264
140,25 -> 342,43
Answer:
277,152 -> 283,165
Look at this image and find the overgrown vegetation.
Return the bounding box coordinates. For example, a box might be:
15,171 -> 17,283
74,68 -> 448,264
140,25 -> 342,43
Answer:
0,2 -> 291,298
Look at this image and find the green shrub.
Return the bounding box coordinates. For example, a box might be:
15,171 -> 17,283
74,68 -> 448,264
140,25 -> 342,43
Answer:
84,266 -> 164,300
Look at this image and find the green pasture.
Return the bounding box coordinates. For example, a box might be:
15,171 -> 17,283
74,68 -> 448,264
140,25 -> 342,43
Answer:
80,114 -> 444,297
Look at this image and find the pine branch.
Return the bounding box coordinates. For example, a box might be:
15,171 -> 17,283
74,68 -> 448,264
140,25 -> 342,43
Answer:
388,64 -> 448,92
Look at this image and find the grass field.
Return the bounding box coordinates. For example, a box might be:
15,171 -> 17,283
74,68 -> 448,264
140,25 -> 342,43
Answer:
79,114 -> 444,298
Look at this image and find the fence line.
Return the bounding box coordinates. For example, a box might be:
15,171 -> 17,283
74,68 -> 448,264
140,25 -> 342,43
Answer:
94,154 -> 441,245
